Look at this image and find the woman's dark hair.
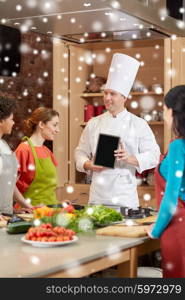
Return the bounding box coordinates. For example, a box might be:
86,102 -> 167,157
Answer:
24,107 -> 59,136
0,97 -> 16,121
164,85 -> 185,138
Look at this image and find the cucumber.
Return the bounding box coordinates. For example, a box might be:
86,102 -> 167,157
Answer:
7,221 -> 32,234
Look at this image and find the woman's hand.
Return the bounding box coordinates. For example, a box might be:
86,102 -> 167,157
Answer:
145,223 -> 156,239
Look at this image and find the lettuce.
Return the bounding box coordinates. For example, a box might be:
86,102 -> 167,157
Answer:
76,205 -> 123,227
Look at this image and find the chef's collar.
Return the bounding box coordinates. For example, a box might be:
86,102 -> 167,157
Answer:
108,108 -> 128,119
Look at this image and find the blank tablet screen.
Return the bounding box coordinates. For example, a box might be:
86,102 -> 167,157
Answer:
94,133 -> 120,168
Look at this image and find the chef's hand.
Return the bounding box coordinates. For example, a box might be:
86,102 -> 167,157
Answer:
145,223 -> 156,239
114,142 -> 129,161
114,142 -> 139,167
84,160 -> 106,172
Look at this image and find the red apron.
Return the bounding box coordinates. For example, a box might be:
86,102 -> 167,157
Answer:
155,155 -> 185,278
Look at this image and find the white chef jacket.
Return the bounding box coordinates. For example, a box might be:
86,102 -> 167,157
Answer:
75,109 -> 160,209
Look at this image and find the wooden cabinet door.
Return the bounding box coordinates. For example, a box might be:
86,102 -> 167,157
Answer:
61,184 -> 90,205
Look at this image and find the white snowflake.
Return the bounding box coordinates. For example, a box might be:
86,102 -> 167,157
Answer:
143,193 -> 151,201
30,256 -> 40,265
66,185 -> 74,194
175,170 -> 183,178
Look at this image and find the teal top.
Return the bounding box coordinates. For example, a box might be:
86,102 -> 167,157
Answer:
151,139 -> 185,238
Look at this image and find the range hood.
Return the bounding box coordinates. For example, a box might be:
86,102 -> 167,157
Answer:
0,0 -> 185,43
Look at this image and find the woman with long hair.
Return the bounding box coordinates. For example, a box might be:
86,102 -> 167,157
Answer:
0,97 -> 32,219
15,107 -> 60,206
146,85 -> 185,277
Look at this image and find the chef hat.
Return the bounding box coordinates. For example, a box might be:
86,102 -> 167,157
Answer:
105,53 -> 140,97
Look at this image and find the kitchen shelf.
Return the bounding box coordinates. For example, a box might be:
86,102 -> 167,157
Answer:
131,91 -> 164,96
81,93 -> 104,97
80,91 -> 164,98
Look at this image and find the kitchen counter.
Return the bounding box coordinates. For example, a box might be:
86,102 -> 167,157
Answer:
0,228 -> 160,278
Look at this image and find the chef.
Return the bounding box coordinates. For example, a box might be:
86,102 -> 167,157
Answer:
75,53 -> 160,210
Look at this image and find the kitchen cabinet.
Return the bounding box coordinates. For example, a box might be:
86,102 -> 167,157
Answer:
53,37 -> 185,207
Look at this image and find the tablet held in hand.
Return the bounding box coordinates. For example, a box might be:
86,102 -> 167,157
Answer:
94,133 -> 120,168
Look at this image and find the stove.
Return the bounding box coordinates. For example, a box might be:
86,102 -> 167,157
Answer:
120,206 -> 155,219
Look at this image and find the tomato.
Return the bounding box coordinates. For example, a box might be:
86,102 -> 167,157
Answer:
63,236 -> 70,241
65,229 -> 75,236
58,228 -> 64,234
57,236 -> 64,242
48,237 -> 57,242
29,232 -> 34,238
36,237 -> 42,242
41,224 -> 47,229
41,237 -> 48,242
25,233 -> 30,240
35,231 -> 41,238
46,223 -> 52,229
53,226 -> 59,233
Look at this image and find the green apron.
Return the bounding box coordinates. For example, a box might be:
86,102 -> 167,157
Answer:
23,137 -> 58,206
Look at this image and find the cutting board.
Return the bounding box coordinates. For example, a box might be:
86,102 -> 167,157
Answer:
96,225 -> 148,238
16,213 -> 33,221
135,215 -> 157,225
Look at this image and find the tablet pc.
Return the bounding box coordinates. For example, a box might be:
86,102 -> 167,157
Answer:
94,133 -> 120,168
